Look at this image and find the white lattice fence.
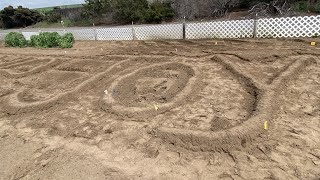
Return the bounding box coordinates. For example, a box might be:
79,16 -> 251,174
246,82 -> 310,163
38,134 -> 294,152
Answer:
0,30 -> 20,41
0,32 -> 7,41
186,19 -> 254,39
22,32 -> 39,40
39,30 -> 66,36
134,24 -> 183,40
96,27 -> 133,40
1,15 -> 320,41
257,15 -> 320,38
65,29 -> 95,40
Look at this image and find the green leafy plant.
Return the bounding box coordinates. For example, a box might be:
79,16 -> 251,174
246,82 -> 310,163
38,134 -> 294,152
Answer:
30,32 -> 61,48
14,32 -> 75,49
59,33 -> 75,48
4,32 -> 28,47
29,35 -> 39,47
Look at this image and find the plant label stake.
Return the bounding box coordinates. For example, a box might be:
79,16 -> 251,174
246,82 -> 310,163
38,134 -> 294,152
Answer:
264,121 -> 268,130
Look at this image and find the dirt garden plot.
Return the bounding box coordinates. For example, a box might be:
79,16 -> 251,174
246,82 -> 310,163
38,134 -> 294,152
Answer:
0,39 -> 319,180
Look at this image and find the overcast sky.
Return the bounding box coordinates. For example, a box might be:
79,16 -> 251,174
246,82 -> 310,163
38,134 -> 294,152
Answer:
0,0 -> 85,9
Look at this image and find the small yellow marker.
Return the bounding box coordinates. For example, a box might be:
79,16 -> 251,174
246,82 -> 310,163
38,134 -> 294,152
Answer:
264,121 -> 268,130
311,42 -> 316,46
154,105 -> 159,111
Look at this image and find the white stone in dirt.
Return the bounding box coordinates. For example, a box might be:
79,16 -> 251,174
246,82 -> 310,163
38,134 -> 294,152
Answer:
104,90 -> 108,95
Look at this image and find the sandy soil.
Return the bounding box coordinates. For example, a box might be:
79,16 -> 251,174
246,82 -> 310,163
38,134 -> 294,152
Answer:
0,38 -> 319,180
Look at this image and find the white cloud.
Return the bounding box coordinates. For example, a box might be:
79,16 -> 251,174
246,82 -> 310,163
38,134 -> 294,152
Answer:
0,0 -> 85,9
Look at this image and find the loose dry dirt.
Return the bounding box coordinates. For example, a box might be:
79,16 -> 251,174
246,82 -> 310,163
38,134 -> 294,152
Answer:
0,39 -> 319,180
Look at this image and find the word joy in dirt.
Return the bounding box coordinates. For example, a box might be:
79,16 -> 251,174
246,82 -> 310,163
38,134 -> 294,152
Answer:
0,52 -> 316,153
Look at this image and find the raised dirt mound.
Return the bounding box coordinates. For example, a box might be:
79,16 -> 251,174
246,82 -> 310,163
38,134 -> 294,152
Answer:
100,62 -> 198,118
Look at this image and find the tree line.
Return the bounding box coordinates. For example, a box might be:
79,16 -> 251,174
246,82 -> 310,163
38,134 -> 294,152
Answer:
0,0 -> 319,29
0,6 -> 43,28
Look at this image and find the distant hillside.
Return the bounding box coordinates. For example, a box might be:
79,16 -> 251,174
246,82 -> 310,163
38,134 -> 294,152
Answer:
33,4 -> 83,13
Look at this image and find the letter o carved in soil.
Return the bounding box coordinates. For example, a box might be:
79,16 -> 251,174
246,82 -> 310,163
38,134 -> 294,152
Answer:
100,62 -> 199,119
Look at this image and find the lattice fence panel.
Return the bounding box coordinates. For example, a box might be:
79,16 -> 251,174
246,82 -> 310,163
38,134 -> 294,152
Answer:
39,30 -> 66,36
0,32 -> 7,41
186,19 -> 254,39
65,29 -> 95,40
22,32 -> 40,40
0,30 -> 19,41
96,27 -> 133,40
257,15 -> 320,38
134,24 -> 183,40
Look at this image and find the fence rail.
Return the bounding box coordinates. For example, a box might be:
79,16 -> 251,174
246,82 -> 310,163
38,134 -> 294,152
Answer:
1,15 -> 319,41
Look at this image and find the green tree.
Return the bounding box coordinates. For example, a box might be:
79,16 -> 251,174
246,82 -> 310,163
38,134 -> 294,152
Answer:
145,1 -> 175,23
112,0 -> 149,23
0,6 -> 15,28
83,0 -> 112,18
44,8 -> 62,23
0,6 -> 43,28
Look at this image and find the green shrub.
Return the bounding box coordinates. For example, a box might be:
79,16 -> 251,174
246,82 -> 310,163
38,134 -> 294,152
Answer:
29,35 -> 39,47
31,32 -> 61,48
59,33 -> 75,48
4,32 -> 28,47
5,31 -> 74,49
28,32 -> 74,48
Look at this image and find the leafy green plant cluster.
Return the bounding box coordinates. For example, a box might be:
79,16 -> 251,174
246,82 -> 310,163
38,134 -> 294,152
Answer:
5,32 -> 75,48
31,32 -> 61,48
4,32 -> 28,47
30,32 -> 75,48
59,33 -> 75,48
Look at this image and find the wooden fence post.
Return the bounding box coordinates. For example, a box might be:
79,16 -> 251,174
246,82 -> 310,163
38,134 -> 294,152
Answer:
94,28 -> 97,41
93,23 -> 97,41
253,14 -> 258,38
183,16 -> 186,40
132,21 -> 136,40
